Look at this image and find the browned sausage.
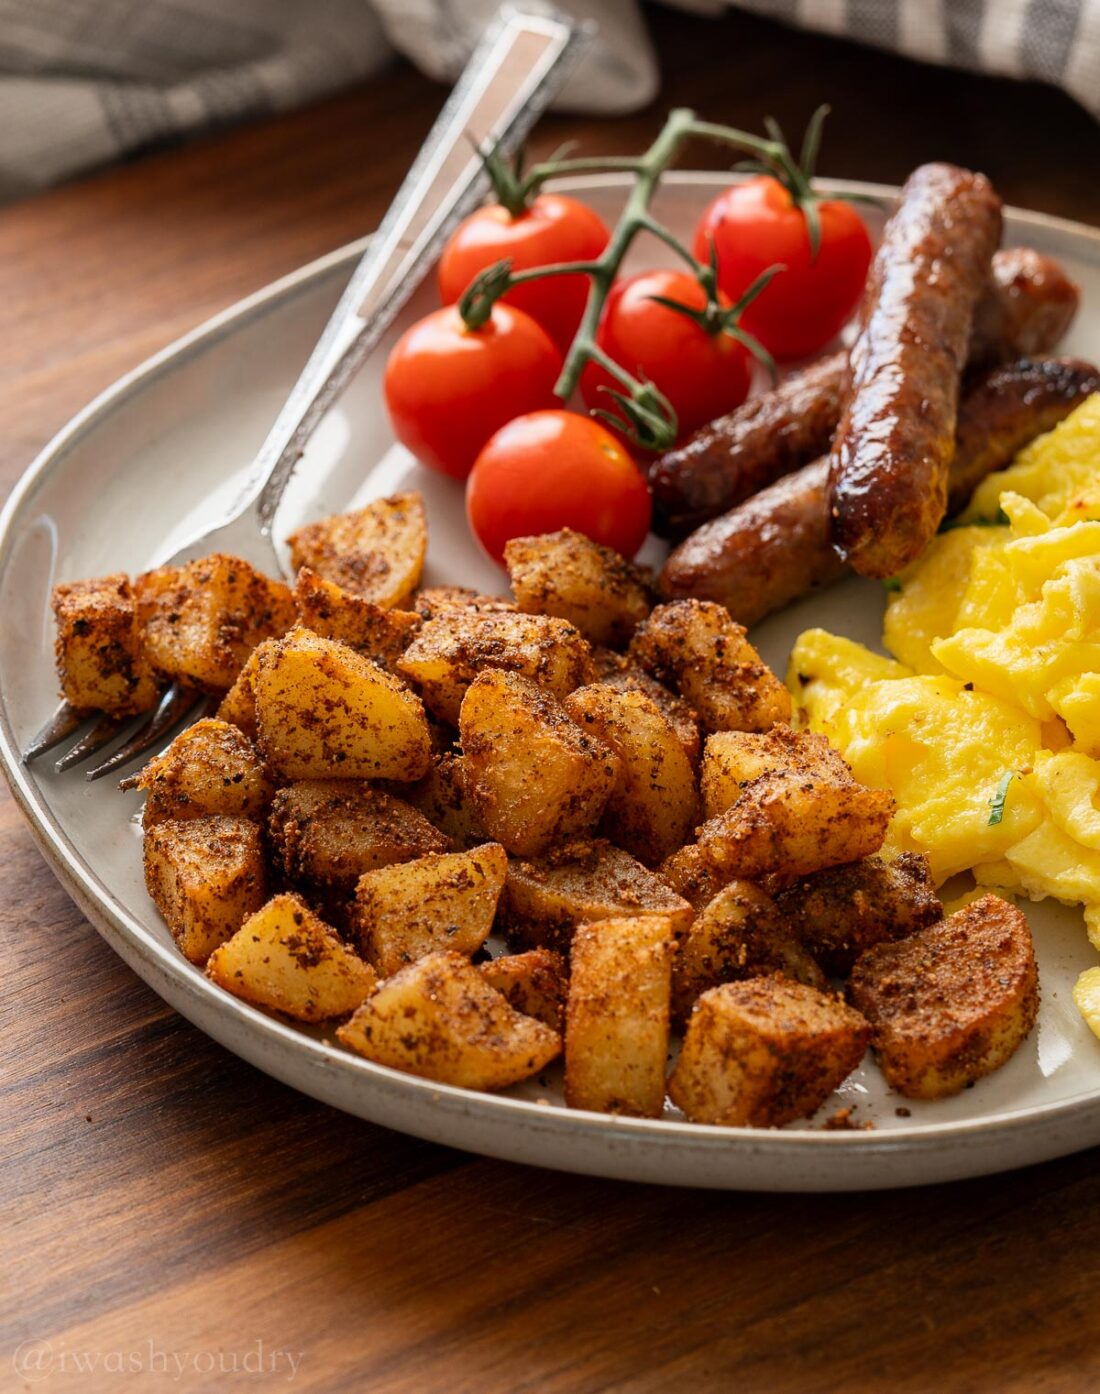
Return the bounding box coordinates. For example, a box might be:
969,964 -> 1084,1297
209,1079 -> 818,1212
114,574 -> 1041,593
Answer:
827,164 -> 1004,578
968,247 -> 1081,366
659,356 -> 1100,626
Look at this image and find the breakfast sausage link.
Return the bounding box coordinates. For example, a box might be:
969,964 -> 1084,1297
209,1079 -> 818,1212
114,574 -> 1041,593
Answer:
827,163 -> 1004,578
659,356 -> 1100,627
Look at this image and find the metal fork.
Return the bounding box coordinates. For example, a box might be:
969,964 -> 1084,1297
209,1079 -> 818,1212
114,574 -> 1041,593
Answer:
25,5 -> 588,782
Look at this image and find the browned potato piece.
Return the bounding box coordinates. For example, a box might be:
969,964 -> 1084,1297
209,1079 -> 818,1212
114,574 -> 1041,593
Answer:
337,950 -> 560,1089
504,529 -> 652,647
563,685 -> 697,865
402,754 -> 487,849
775,854 -> 943,976
565,915 -> 675,1117
355,843 -> 507,976
207,892 -> 376,1020
254,627 -> 432,782
847,895 -> 1039,1100
143,815 -> 267,965
412,586 -> 516,621
629,599 -> 791,733
136,718 -> 272,828
669,979 -> 871,1127
286,492 -> 426,608
672,880 -> 825,1024
215,638 -> 278,741
293,567 -> 420,669
479,949 -> 568,1031
136,553 -> 295,691
592,648 -> 702,767
459,671 -> 619,858
269,779 -> 449,895
500,840 -> 694,953
398,611 -> 597,726
657,843 -> 736,912
52,573 -> 158,714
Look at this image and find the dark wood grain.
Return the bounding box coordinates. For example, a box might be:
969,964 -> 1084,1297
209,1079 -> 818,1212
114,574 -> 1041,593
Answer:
2,9 -> 1099,1390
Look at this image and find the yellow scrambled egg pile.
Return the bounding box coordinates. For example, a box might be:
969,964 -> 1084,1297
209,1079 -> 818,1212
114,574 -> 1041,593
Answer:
788,394 -> 1100,1039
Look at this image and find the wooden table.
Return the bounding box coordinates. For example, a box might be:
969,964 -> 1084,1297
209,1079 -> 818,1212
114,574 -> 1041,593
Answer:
4,10 -> 1100,1391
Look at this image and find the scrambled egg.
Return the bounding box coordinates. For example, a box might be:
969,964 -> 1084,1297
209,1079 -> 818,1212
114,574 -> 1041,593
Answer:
789,395 -> 1100,1038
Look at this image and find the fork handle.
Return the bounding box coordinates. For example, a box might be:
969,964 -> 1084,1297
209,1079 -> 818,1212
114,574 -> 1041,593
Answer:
239,5 -> 588,537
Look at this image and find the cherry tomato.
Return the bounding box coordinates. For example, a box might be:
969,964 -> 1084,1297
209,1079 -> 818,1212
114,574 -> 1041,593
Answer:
581,270 -> 754,442
694,175 -> 872,361
438,194 -> 610,353
383,303 -> 561,480
466,411 -> 651,563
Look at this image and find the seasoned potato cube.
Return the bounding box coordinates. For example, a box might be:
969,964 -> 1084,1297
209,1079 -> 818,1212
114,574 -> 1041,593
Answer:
459,671 -> 619,858
52,572 -> 158,714
629,599 -> 791,733
412,586 -> 516,621
500,840 -> 694,953
775,854 -> 943,976
136,553 -> 295,691
563,684 -> 697,865
286,492 -> 426,607
355,843 -> 507,975
337,950 -> 560,1089
504,529 -> 652,647
479,949 -> 568,1031
207,893 -> 376,1020
669,979 -> 871,1127
565,915 -> 675,1117
402,754 -> 487,850
293,567 -> 420,669
254,627 -> 431,781
847,894 -> 1039,1099
672,880 -> 824,1024
215,639 -> 277,740
592,648 -> 702,766
657,843 -> 736,912
136,718 -> 272,828
270,779 -> 449,895
143,815 -> 266,965
398,611 -> 596,726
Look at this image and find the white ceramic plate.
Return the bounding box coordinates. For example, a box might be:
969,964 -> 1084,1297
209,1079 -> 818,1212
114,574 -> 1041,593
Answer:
2,174 -> 1099,1191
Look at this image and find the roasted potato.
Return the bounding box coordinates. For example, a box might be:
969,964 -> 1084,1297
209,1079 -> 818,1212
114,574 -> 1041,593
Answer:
254,627 -> 432,782
656,843 -> 736,912
565,915 -> 676,1117
51,572 -> 158,714
504,529 -> 652,647
293,566 -> 420,669
668,979 -> 871,1127
286,492 -> 426,608
402,753 -> 487,850
412,587 -> 516,621
355,842 -> 507,975
337,950 -> 561,1089
398,611 -> 597,726
136,553 -> 295,691
136,717 -> 272,828
459,671 -> 620,858
629,599 -> 791,733
500,839 -> 694,953
207,892 -> 376,1020
479,949 -> 568,1031
847,894 -> 1039,1099
143,815 -> 267,964
215,638 -> 277,741
592,648 -> 702,767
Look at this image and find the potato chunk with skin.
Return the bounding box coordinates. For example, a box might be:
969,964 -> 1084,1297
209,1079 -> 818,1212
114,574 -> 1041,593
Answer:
254,627 -> 432,782
412,587 -> 516,621
629,599 -> 791,734
337,950 -> 561,1089
286,492 -> 426,608
657,843 -> 736,912
592,649 -> 702,767
355,843 -> 507,976
500,840 -> 694,954
775,853 -> 943,976
52,573 -> 158,714
143,815 -> 267,965
399,611 -> 597,726
207,893 -> 376,1021
669,979 -> 871,1127
136,553 -> 295,691
479,949 -> 568,1031
293,567 -> 421,669
565,915 -> 675,1117
504,529 -> 652,647
402,754 -> 487,850
847,894 -> 1039,1099
136,718 -> 272,828
459,671 -> 619,858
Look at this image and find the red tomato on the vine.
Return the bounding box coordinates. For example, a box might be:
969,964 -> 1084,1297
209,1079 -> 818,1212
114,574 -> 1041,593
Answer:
383,303 -> 561,481
694,175 -> 872,361
581,270 -> 755,442
466,411 -> 651,564
438,194 -> 610,353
